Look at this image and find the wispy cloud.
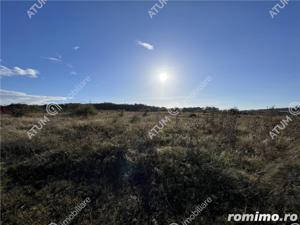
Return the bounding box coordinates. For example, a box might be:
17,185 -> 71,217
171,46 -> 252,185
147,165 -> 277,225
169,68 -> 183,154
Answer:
0,89 -> 67,105
0,65 -> 39,78
73,46 -> 80,51
44,55 -> 78,76
136,40 -> 154,50
66,63 -> 74,69
44,56 -> 62,62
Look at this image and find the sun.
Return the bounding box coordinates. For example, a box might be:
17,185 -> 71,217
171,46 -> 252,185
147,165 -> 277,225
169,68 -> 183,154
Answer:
159,72 -> 168,83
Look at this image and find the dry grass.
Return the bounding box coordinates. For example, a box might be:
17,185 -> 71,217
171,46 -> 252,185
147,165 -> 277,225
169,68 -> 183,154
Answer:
1,111 -> 299,225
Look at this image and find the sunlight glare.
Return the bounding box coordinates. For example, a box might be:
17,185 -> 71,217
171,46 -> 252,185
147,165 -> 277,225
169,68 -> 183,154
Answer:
159,72 -> 168,83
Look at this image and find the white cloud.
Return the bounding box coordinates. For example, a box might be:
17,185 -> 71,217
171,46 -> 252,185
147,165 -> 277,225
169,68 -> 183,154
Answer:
44,56 -> 62,62
0,66 -> 39,78
0,89 -> 67,105
70,71 -> 77,75
73,46 -> 80,51
136,40 -> 154,50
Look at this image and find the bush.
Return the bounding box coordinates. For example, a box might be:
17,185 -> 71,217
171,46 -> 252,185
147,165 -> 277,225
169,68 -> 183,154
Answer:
11,108 -> 27,117
6,104 -> 36,117
189,113 -> 197,117
142,111 -> 148,117
228,107 -> 239,115
130,114 -> 140,123
72,105 -> 97,117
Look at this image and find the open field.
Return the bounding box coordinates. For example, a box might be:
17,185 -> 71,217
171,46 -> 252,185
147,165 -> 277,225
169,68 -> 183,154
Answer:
1,109 -> 299,225
1,1 -> 299,224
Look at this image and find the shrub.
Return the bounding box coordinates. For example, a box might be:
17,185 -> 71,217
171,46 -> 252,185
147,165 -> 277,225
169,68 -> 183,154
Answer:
142,111 -> 148,117
72,105 -> 97,117
189,113 -> 197,117
119,110 -> 124,117
5,104 -> 42,116
11,108 -> 27,117
228,107 -> 239,115
130,114 -> 140,123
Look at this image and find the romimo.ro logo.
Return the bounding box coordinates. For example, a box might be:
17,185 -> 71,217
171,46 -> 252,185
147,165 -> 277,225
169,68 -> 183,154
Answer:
228,212 -> 298,222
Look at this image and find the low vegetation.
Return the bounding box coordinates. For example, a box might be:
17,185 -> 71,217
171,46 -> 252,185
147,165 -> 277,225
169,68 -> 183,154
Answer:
71,105 -> 97,117
1,106 -> 299,225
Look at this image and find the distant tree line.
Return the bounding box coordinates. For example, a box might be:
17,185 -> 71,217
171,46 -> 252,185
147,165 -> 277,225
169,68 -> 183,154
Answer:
0,103 -> 288,117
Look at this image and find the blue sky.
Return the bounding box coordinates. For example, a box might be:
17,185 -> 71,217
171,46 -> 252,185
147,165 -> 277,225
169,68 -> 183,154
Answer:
1,1 -> 299,109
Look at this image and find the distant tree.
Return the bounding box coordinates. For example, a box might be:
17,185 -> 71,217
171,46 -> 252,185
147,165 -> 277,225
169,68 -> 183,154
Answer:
205,107 -> 219,112
228,107 -> 239,115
